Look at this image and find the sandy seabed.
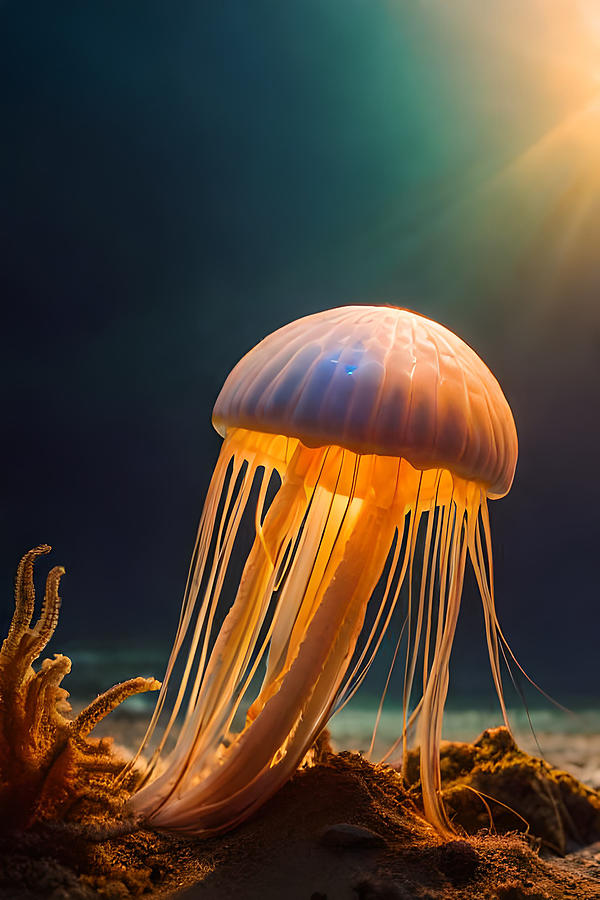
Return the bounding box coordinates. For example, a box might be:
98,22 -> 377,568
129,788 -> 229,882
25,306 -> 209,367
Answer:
2,726 -> 600,900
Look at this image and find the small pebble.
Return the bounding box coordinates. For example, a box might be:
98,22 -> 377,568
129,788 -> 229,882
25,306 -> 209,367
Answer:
437,839 -> 481,884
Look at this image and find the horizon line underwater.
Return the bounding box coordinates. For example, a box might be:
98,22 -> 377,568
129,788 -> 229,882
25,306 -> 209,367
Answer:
123,303 -> 520,838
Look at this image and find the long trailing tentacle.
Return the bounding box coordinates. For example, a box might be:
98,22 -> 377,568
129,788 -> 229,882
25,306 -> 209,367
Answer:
129,439 -> 406,832
334,512 -> 409,713
119,442 -> 249,784
421,500 -> 445,710
184,459 -> 267,723
130,443 -> 316,815
367,610 -> 408,758
333,459 -> 419,718
401,473 -> 424,765
418,481 -> 483,836
419,501 -> 464,834
127,431 -> 505,839
468,494 -> 510,731
258,448 -> 337,698
477,498 -> 567,712
368,477 -> 441,761
133,454 -> 399,833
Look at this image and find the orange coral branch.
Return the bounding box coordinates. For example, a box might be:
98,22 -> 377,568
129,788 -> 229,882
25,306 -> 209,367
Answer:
2,545 -> 51,660
72,677 -> 161,739
0,547 -> 159,831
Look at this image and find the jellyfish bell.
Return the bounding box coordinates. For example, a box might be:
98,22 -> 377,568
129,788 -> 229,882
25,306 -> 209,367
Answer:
127,305 -> 517,836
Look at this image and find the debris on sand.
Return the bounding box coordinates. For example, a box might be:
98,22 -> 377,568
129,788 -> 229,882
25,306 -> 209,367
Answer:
2,739 -> 600,899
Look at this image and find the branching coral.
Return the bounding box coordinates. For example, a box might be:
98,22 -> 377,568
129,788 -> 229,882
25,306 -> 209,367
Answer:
0,545 -> 160,830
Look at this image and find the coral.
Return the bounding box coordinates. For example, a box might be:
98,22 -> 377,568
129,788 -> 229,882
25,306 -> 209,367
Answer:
0,546 -> 160,830
404,727 -> 600,854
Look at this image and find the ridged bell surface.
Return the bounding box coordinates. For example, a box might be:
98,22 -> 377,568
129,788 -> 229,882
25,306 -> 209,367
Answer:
212,306 -> 518,497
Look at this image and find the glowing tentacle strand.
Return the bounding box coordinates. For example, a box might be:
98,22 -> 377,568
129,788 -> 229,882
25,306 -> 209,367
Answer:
136,472 -> 397,832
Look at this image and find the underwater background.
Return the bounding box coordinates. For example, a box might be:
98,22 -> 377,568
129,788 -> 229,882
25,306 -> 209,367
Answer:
2,2 -> 600,770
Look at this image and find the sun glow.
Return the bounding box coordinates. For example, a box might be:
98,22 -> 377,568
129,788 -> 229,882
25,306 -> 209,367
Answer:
401,0 -> 600,305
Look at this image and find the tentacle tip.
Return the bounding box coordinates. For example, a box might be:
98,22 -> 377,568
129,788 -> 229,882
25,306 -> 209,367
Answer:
146,679 -> 161,692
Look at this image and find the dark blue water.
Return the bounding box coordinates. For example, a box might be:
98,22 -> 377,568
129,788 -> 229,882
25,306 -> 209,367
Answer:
61,642 -> 600,749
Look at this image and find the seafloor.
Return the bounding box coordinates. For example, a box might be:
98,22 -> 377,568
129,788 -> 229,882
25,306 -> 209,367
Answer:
2,727 -> 600,900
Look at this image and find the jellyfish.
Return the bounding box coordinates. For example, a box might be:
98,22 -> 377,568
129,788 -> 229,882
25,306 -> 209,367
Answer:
127,305 -> 517,837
